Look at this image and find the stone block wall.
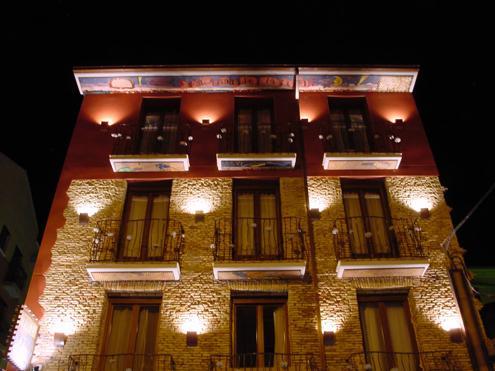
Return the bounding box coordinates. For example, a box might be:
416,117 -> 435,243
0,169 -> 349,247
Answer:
308,176 -> 472,370
31,177 -> 321,370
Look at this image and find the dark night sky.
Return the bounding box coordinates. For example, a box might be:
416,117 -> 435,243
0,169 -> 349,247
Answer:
1,2 -> 493,266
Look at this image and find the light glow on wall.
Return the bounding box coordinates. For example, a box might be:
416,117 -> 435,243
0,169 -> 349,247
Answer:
407,197 -> 434,213
179,313 -> 207,334
182,197 -> 214,214
75,203 -> 100,217
50,317 -> 77,336
321,319 -> 340,333
439,315 -> 463,331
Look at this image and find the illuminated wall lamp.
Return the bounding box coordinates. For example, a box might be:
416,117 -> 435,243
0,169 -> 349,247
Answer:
323,331 -> 336,346
448,328 -> 464,343
202,119 -> 210,125
54,332 -> 67,347
420,208 -> 430,219
79,213 -> 90,225
394,118 -> 404,125
309,208 -> 321,220
195,210 -> 205,223
300,118 -> 309,125
100,121 -> 109,132
186,331 -> 198,346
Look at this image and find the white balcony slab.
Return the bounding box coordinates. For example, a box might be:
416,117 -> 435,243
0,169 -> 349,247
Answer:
109,154 -> 190,172
216,153 -> 296,171
87,262 -> 180,281
322,152 -> 402,170
213,260 -> 306,280
336,259 -> 429,278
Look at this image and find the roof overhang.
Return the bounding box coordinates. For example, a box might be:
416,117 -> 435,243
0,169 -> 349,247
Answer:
74,66 -> 419,95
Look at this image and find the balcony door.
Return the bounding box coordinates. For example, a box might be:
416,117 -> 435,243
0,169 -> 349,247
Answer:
328,97 -> 370,152
234,180 -> 281,259
120,182 -> 171,261
233,297 -> 288,368
139,98 -> 180,154
102,297 -> 160,371
358,294 -> 419,371
235,98 -> 274,153
342,180 -> 394,258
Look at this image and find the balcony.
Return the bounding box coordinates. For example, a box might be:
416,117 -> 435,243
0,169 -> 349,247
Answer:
319,123 -> 402,170
332,217 -> 429,278
86,218 -> 184,282
210,353 -> 318,371
109,123 -> 192,172
212,217 -> 307,280
345,351 -> 457,371
216,123 -> 297,171
67,353 -> 175,371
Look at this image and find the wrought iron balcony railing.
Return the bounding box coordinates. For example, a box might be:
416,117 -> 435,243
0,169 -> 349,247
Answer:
331,217 -> 424,260
213,217 -> 307,261
216,123 -> 299,154
67,353 -> 175,371
210,353 -> 318,370
318,122 -> 402,153
110,122 -> 192,156
90,218 -> 184,263
345,351 -> 457,371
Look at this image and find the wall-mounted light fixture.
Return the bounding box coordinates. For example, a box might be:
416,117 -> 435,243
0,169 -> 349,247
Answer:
300,118 -> 309,125
448,328 -> 464,343
309,208 -> 321,220
78,213 -> 89,225
323,331 -> 336,346
186,331 -> 198,346
394,118 -> 404,125
53,332 -> 67,347
420,207 -> 430,219
202,119 -> 210,125
195,210 -> 205,223
100,121 -> 109,132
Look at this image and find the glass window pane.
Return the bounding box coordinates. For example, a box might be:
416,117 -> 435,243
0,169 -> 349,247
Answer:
236,305 -> 257,367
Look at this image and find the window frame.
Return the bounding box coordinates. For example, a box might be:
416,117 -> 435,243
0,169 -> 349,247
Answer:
234,97 -> 275,153
328,96 -> 373,152
231,296 -> 290,367
232,179 -> 283,259
357,292 -> 419,368
99,296 -> 161,367
340,179 -> 397,258
137,98 -> 182,154
118,181 -> 172,261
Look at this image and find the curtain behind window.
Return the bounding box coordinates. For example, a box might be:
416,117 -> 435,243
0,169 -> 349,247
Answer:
134,306 -> 160,371
105,306 -> 132,370
343,193 -> 366,255
260,194 -> 278,256
237,193 -> 255,256
148,196 -> 170,258
257,108 -> 272,152
386,304 -> 417,370
365,193 -> 390,255
273,305 -> 287,366
361,304 -> 388,370
237,109 -> 252,153
124,196 -> 148,259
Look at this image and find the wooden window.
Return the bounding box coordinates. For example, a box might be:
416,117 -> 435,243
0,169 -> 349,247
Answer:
341,179 -> 396,258
232,297 -> 288,368
139,98 -> 181,154
328,97 -> 371,152
233,180 -> 282,259
358,293 -> 419,370
0,225 -> 10,255
119,181 -> 171,261
235,98 -> 274,153
101,297 -> 160,369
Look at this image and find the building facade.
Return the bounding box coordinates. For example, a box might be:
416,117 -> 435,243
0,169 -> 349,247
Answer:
13,66 -> 492,370
0,153 -> 39,365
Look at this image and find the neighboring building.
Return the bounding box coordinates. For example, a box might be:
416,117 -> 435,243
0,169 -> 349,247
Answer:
0,154 -> 39,362
16,66 -> 492,370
